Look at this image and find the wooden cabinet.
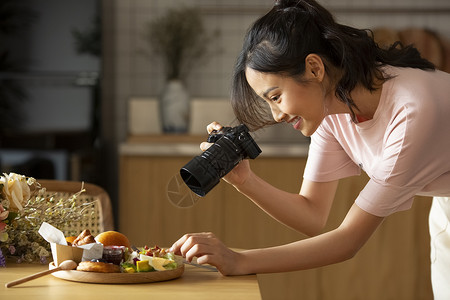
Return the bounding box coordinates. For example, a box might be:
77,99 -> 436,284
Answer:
119,145 -> 433,300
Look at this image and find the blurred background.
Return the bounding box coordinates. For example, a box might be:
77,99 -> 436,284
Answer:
1,0 -> 449,227
1,1 -> 449,299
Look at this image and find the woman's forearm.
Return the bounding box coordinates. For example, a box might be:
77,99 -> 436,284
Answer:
239,227 -> 354,274
236,204 -> 384,275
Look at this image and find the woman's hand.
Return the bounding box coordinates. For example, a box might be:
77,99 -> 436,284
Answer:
170,232 -> 244,275
200,122 -> 253,188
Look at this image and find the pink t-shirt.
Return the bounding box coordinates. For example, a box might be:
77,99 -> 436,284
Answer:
303,66 -> 450,217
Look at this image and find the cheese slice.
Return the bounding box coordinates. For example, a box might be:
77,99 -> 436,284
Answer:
139,254 -> 171,271
150,257 -> 171,271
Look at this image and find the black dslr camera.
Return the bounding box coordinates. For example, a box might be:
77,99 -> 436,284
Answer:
180,124 -> 262,197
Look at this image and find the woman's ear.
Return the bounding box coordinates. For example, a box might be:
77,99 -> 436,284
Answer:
305,54 -> 325,81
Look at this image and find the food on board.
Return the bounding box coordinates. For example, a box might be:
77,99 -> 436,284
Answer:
72,229 -> 96,246
76,260 -> 121,273
121,245 -> 178,273
60,229 -> 177,273
65,236 -> 77,245
95,231 -> 131,249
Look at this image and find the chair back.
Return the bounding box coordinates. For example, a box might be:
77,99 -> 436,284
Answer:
38,180 -> 114,237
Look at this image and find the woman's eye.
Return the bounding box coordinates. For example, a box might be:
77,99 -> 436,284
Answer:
270,95 -> 280,102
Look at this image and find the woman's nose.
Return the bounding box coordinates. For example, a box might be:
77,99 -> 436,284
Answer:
271,107 -> 286,123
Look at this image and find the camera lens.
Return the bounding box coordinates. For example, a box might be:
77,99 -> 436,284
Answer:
180,124 -> 261,196
180,156 -> 221,197
180,137 -> 241,196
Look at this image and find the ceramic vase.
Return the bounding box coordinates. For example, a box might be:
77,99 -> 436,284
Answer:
160,79 -> 190,133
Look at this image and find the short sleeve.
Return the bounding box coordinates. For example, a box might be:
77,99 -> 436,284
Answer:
355,178 -> 417,216
304,123 -> 361,182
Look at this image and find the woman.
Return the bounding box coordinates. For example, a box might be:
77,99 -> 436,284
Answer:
170,0 -> 450,298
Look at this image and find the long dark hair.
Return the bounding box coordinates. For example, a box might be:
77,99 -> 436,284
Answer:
231,0 -> 435,129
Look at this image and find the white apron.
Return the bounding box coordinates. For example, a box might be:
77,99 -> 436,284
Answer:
429,197 -> 450,300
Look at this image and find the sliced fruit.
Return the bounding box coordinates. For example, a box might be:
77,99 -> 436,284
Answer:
136,260 -> 152,272
123,267 -> 136,273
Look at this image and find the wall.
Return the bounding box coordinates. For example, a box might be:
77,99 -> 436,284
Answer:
101,0 -> 450,234
103,0 -> 450,144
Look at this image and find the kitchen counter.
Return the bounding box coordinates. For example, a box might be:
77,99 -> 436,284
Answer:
1,260 -> 261,299
119,135 -> 310,157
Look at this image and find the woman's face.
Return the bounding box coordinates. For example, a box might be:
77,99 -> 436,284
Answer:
245,67 -> 327,137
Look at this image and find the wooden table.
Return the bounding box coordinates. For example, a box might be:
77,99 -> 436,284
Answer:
0,261 -> 261,299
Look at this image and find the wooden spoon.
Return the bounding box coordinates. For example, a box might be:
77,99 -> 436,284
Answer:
5,260 -> 77,288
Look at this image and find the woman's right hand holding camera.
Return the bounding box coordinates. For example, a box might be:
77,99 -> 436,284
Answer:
201,122 -> 252,188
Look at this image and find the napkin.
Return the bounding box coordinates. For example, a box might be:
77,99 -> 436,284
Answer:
39,222 -> 103,264
38,222 -> 68,245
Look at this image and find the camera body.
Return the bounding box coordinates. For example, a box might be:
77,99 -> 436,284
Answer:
180,124 -> 262,196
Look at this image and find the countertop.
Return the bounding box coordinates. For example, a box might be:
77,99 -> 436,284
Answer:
119,135 -> 310,157
1,260 -> 261,300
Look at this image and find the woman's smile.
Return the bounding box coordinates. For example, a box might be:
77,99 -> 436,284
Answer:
245,66 -> 327,137
289,116 -> 303,130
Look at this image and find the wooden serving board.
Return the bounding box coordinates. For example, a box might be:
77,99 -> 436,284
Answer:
49,262 -> 184,284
